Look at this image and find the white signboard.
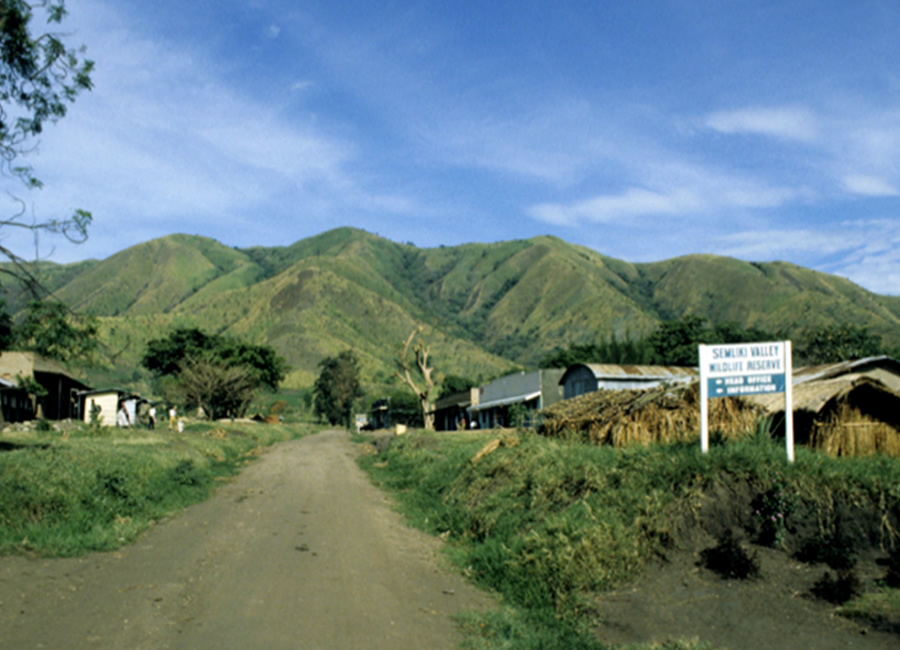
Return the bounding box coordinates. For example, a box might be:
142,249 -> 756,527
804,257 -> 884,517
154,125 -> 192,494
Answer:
699,341 -> 794,462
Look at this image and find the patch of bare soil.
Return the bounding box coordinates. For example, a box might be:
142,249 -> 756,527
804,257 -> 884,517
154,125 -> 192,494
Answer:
595,546 -> 897,649
0,430 -> 496,649
595,476 -> 900,650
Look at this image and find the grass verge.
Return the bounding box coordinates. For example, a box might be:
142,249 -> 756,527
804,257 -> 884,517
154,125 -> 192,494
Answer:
0,420 -> 321,556
357,427 -> 900,648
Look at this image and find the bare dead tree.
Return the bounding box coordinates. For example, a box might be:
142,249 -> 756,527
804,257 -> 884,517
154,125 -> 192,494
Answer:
394,326 -> 436,430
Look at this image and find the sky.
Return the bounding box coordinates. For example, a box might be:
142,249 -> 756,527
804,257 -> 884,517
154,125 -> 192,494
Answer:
7,0 -> 900,295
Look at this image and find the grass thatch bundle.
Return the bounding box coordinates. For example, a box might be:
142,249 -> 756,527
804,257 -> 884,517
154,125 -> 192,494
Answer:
539,382 -> 765,446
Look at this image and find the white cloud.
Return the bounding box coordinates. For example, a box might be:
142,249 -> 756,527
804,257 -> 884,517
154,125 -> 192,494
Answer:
711,219 -> 900,295
19,0 -> 427,261
704,106 -> 820,142
841,174 -> 899,197
529,188 -> 702,226
713,228 -> 851,260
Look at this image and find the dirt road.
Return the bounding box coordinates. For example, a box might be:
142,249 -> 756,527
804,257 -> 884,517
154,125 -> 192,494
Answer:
0,430 -> 495,649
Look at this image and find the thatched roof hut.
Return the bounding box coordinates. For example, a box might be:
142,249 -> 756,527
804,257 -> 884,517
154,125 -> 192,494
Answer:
749,374 -> 900,458
539,382 -> 765,446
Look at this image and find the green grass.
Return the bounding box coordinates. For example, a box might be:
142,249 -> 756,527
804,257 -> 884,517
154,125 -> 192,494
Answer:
358,427 -> 900,648
0,420 -> 321,556
839,587 -> 900,632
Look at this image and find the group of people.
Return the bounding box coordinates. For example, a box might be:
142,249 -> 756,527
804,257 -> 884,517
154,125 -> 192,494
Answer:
116,403 -> 182,431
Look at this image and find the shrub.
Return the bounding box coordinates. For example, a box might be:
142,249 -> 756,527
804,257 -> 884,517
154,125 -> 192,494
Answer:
796,529 -> 857,570
811,569 -> 861,604
750,472 -> 795,547
699,531 -> 760,580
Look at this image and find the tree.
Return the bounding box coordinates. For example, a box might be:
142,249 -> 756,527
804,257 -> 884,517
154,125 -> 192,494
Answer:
142,328 -> 289,418
438,374 -> 476,399
797,324 -> 884,364
647,315 -> 710,365
175,357 -> 257,420
141,327 -> 288,391
647,317 -> 777,366
14,298 -> 97,361
394,326 -> 436,431
313,350 -> 362,427
0,1 -> 94,283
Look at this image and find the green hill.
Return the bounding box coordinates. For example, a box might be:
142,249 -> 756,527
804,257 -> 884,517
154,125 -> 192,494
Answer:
14,227 -> 899,392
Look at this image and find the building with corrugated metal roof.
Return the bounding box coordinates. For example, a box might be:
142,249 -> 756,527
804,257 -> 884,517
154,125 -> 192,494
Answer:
470,369 -> 565,429
559,363 -> 698,400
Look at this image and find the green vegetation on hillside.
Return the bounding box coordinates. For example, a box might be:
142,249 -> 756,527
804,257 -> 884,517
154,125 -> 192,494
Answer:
10,228 -> 898,397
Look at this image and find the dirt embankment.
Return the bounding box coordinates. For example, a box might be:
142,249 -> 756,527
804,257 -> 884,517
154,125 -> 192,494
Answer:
596,473 -> 900,649
0,430 -> 495,649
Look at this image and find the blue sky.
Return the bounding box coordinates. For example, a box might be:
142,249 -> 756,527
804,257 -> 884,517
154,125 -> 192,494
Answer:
9,1 -> 900,294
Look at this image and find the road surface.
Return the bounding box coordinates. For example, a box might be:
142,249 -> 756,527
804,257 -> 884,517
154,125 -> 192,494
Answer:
0,430 -> 495,649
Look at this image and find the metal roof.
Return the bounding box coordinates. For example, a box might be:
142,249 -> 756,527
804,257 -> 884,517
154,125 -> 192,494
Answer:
560,363 -> 698,383
793,356 -> 900,385
469,391 -> 542,412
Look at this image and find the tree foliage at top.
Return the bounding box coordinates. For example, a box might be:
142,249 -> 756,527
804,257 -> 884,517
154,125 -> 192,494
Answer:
647,316 -> 776,366
176,357 -> 258,420
796,323 -> 886,365
541,316 -> 778,368
141,328 -> 288,419
438,374 -> 476,399
313,350 -> 363,427
13,298 -> 96,361
539,334 -> 654,369
0,0 -> 94,283
141,327 -> 288,391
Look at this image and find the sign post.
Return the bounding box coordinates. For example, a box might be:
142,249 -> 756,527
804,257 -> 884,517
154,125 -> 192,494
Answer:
699,341 -> 793,462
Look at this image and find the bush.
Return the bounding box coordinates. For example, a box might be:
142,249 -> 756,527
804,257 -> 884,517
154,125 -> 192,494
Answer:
699,531 -> 760,580
811,570 -> 861,604
796,529 -> 857,570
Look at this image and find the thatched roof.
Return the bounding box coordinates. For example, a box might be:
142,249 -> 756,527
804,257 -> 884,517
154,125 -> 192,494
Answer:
747,374 -> 900,457
748,374 -> 900,420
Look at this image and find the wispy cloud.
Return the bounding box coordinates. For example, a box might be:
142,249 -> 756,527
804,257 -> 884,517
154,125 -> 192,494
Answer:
711,219 -> 900,295
704,106 -> 820,142
841,174 -> 898,197
27,1 -> 425,261
529,188 -> 701,225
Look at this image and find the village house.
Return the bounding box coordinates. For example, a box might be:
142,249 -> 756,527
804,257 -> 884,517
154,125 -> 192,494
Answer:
0,377 -> 34,423
747,355 -> 900,457
78,389 -> 143,427
469,369 -> 565,429
0,351 -> 89,421
432,387 -> 479,431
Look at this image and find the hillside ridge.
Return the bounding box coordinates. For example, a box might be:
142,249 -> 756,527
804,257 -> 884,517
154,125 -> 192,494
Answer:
9,227 -> 899,390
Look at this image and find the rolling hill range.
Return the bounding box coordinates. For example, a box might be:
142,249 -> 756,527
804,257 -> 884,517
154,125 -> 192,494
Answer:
12,227 -> 900,391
